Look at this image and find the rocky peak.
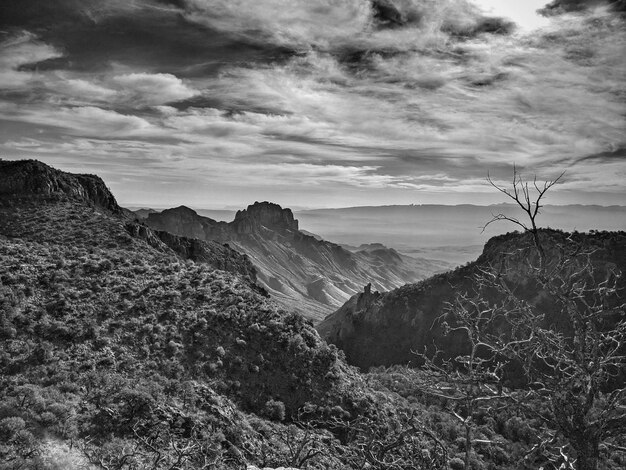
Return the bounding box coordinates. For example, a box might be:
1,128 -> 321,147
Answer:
233,201 -> 299,234
159,205 -> 202,219
0,159 -> 121,213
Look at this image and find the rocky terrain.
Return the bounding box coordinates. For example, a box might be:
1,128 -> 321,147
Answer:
0,160 -> 447,469
145,204 -> 449,321
0,159 -> 122,214
318,229 -> 626,370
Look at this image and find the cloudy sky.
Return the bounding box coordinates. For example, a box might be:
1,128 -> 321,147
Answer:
1,0 -> 625,208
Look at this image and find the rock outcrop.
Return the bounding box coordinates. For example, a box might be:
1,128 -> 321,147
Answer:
232,201 -> 298,234
0,159 -> 121,214
147,205 -> 230,240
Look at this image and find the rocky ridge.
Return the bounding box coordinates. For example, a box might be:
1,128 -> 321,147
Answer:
0,160 -> 261,287
0,159 -> 121,214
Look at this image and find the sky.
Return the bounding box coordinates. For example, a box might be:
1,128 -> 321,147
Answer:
0,0 -> 625,209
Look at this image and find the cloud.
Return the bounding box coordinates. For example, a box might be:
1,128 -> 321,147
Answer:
180,0 -> 372,49
111,73 -> 198,105
0,32 -> 62,89
0,103 -> 154,138
540,0 -> 626,15
49,77 -> 118,102
0,1 -> 624,208
177,0 -> 513,53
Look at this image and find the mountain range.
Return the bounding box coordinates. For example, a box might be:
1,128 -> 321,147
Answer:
142,203 -> 450,321
135,203 -> 626,267
295,204 -> 626,265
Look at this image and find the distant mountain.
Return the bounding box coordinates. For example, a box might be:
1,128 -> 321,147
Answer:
132,207 -> 158,219
145,203 -> 451,321
296,204 -> 626,265
318,229 -> 626,370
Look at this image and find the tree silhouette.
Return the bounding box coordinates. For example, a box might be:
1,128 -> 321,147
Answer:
485,165 -> 564,263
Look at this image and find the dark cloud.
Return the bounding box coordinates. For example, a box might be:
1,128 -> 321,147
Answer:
372,0 -> 409,27
443,16 -> 516,37
170,96 -> 293,116
0,0 -> 295,75
540,0 -> 626,15
576,146 -> 626,163
0,0 -> 87,31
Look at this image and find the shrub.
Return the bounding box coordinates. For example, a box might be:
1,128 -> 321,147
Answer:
263,399 -> 286,422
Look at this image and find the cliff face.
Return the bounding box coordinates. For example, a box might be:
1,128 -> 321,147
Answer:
317,230 -> 626,369
145,203 -> 447,321
153,229 -> 260,285
0,159 -> 121,214
146,205 -> 228,240
232,202 -> 298,234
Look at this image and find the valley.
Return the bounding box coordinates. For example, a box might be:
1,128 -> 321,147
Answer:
140,203 -> 450,321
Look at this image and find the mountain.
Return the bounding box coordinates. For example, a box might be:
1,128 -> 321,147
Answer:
0,159 -> 396,468
318,229 -> 626,370
132,208 -> 158,219
0,159 -> 354,408
144,203 -> 450,321
3,159 -> 505,470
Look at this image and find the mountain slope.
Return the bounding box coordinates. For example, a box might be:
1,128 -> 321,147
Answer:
145,203 -> 449,321
0,160 -> 357,467
318,229 -> 626,369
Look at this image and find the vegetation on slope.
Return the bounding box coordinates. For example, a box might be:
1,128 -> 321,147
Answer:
0,161 -> 450,469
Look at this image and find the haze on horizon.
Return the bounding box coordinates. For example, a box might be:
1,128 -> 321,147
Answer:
1,0 -> 625,209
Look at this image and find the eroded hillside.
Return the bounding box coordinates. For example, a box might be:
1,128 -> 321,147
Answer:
145,203 -> 449,321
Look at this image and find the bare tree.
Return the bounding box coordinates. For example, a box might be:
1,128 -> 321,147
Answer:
337,411 -> 448,470
445,169 -> 626,469
485,165 -> 564,263
452,246 -> 626,469
415,312 -> 506,470
295,406 -> 448,470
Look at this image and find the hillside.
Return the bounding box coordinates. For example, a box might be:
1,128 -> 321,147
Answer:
144,204 -> 449,321
0,160 -> 417,469
318,229 -> 626,369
